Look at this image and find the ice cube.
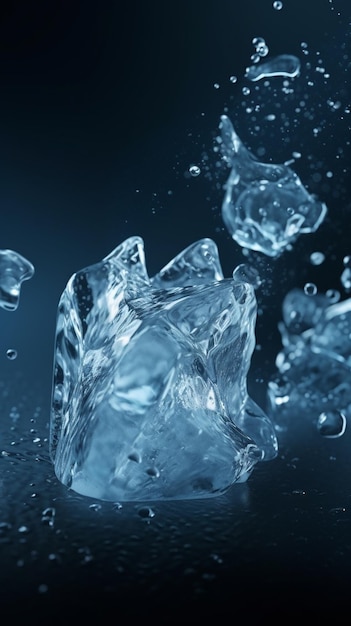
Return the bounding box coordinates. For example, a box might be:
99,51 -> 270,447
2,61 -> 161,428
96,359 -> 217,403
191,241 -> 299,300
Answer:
220,115 -> 327,257
50,236 -> 278,502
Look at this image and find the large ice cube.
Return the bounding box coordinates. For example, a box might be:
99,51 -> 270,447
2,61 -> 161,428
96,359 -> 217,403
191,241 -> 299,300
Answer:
220,115 -> 327,257
50,236 -> 278,501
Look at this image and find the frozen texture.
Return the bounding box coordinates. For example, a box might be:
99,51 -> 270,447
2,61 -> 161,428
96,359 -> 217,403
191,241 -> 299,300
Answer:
268,288 -> 351,425
220,115 -> 327,257
50,236 -> 278,502
0,249 -> 34,311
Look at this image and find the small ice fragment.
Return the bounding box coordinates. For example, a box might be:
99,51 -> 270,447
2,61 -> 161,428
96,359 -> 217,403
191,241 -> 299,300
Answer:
245,55 -> 301,82
0,249 -> 34,311
317,410 -> 346,438
50,236 -> 278,502
220,115 -> 327,257
6,349 -> 17,360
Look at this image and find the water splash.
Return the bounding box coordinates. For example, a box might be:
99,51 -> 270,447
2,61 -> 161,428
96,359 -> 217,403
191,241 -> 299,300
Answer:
220,115 -> 327,257
245,55 -> 301,82
0,250 -> 34,311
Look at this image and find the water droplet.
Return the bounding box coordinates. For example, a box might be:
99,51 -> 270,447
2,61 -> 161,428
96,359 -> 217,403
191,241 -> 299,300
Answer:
317,410 -> 346,438
18,525 -> 29,534
229,75 -> 237,83
304,282 -> 317,296
138,506 -> 155,519
89,503 -> 102,512
6,349 -> 17,360
189,165 -> 201,177
273,1 -> 283,9
326,288 -> 340,303
310,251 -> 325,266
242,86 -> 251,96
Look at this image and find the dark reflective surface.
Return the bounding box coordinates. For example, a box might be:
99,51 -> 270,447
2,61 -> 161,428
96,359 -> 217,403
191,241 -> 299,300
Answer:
0,1 -> 350,621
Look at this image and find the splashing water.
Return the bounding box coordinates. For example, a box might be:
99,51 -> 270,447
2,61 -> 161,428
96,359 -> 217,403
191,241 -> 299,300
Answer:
219,115 -> 327,257
0,250 -> 34,311
245,54 -> 301,82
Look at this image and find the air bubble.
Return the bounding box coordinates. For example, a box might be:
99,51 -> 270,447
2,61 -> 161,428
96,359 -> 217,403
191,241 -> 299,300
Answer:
273,1 -> 283,9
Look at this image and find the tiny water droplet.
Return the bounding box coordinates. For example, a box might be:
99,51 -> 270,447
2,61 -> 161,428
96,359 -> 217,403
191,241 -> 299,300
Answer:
304,282 -> 317,296
138,506 -> 155,519
317,410 -> 346,438
6,349 -> 17,360
273,1 -> 283,9
310,251 -> 325,266
189,165 -> 201,177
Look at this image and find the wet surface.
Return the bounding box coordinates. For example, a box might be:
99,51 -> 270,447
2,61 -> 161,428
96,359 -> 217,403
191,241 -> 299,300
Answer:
1,373 -> 351,622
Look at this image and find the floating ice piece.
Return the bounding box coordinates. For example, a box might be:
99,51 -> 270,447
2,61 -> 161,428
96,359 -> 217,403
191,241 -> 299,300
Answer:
245,54 -> 301,82
268,288 -> 351,425
220,115 -> 327,257
0,249 -> 34,311
50,236 -> 278,502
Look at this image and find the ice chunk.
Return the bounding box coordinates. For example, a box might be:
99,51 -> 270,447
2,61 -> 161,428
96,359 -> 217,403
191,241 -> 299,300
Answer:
0,249 -> 34,310
220,115 -> 327,257
268,288 -> 351,425
50,236 -> 278,502
245,55 -> 301,82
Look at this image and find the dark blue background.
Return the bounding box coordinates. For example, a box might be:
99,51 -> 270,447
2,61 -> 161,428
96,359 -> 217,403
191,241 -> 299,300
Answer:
0,1 -> 350,622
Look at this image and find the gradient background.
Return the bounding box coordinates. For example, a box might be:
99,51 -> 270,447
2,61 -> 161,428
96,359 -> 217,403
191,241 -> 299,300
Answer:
0,0 -> 350,622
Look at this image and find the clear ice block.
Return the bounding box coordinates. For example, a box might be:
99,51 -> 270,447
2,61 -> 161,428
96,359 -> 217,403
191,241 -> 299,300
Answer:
220,115 -> 327,257
50,236 -> 278,501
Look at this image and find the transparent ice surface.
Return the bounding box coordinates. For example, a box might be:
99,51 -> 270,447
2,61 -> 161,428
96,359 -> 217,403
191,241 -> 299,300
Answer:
245,54 -> 301,82
0,249 -> 34,311
220,115 -> 327,257
268,289 -> 351,426
50,236 -> 278,502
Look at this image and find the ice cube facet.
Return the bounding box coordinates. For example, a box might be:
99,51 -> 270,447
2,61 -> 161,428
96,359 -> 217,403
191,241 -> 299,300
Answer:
220,115 -> 327,257
50,236 -> 278,502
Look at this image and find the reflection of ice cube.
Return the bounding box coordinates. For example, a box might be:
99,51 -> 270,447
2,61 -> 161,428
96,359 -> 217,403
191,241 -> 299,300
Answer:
0,249 -> 34,311
268,289 -> 351,427
220,115 -> 327,257
50,236 -> 278,502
